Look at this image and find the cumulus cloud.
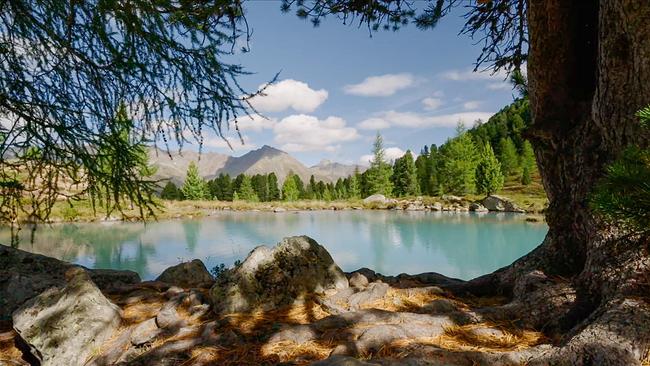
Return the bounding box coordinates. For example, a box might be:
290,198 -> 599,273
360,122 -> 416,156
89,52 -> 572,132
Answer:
359,147 -> 413,165
234,114 -> 276,132
343,73 -> 415,97
358,117 -> 391,130
359,110 -> 494,130
463,101 -> 482,110
487,82 -> 511,90
273,114 -> 360,152
441,68 -> 508,82
203,135 -> 256,151
422,97 -> 443,111
248,79 -> 328,113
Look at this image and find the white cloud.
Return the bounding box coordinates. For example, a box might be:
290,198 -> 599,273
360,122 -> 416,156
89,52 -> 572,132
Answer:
233,114 -> 276,132
248,79 -> 328,113
203,135 -> 255,151
487,82 -> 511,90
359,147 -> 412,165
358,117 -> 391,130
422,97 -> 443,111
463,101 -> 481,110
360,110 -> 494,130
274,114 -> 360,152
441,68 -> 508,82
343,73 -> 415,97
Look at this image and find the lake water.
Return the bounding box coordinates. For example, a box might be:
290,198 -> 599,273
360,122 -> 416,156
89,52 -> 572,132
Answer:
4,211 -> 547,281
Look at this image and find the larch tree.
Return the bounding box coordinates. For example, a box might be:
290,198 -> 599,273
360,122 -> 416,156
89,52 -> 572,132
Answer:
475,142 -> 504,196
181,162 -> 207,201
366,132 -> 393,197
282,173 -> 300,201
392,150 -> 419,197
284,0 -> 650,363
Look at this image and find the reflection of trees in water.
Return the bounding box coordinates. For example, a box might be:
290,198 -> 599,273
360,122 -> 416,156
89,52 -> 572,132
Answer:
3,222 -> 153,277
181,220 -> 201,253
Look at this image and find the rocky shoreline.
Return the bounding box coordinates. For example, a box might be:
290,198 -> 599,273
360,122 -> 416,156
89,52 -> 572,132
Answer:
1,235 -> 566,366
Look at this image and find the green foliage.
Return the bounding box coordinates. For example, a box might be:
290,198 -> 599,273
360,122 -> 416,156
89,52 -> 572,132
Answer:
392,150 -> 420,197
347,168 -> 361,199
475,142 -> 504,196
267,173 -> 281,201
520,141 -> 536,185
251,174 -> 269,202
93,104 -> 158,216
365,133 -> 394,196
439,126 -> 479,195
591,107 -> 650,233
0,1 -> 259,224
498,137 -> 520,177
181,162 -> 208,200
235,175 -> 259,202
208,174 -> 233,201
161,182 -> 182,200
61,205 -> 80,221
591,146 -> 650,233
282,173 -> 300,201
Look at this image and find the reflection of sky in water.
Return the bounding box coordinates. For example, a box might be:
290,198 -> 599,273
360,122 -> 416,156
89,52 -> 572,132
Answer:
4,211 -> 547,281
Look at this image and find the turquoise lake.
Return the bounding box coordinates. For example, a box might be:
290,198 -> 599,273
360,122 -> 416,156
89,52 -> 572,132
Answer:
5,211 -> 547,281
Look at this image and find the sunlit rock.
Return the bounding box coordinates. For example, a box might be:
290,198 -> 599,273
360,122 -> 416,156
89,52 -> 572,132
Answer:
12,267 -> 122,366
209,236 -> 349,314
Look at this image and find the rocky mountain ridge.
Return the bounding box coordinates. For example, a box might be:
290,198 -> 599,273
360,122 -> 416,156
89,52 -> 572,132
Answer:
149,145 -> 365,185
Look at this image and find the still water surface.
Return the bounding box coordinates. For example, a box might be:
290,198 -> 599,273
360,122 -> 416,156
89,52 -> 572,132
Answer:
6,211 -> 547,281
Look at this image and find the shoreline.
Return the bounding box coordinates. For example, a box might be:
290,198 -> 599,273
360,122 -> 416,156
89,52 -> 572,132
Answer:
13,192 -> 547,225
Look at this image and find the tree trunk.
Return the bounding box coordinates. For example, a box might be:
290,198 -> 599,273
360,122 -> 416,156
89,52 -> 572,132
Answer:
452,1 -> 650,363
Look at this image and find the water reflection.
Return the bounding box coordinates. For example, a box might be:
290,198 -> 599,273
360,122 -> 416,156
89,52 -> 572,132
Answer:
2,211 -> 547,281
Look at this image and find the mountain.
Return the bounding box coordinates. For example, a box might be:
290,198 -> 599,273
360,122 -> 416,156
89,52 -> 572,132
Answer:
148,148 -> 229,186
149,145 -> 364,185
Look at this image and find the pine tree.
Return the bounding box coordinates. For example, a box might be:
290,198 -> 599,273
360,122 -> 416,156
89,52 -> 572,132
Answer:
499,137 -> 519,177
475,142 -> 504,196
282,173 -> 300,201
366,132 -> 394,196
181,161 -> 207,200
348,168 -> 361,199
235,175 -> 258,202
392,150 -> 419,197
520,140 -> 536,185
307,175 -> 318,199
267,173 -> 281,201
251,174 -> 269,201
439,124 -> 479,195
161,181 -> 182,200
293,174 -> 306,199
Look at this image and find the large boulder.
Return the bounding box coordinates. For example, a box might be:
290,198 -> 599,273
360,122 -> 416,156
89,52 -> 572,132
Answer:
155,259 -> 213,288
482,195 -> 526,213
12,267 -> 122,366
363,194 -> 388,204
0,244 -> 140,319
209,236 -> 349,314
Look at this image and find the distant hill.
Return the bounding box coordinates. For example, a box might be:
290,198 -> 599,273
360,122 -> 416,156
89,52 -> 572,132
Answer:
149,145 -> 365,185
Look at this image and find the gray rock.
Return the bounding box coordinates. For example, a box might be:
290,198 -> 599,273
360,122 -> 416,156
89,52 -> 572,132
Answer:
156,300 -> 185,330
348,273 -> 369,289
89,269 -> 141,291
363,194 -> 387,204
155,259 -> 213,288
268,324 -> 318,344
442,194 -> 463,203
130,318 -> 161,346
12,267 -> 122,366
431,202 -> 443,211
469,202 -> 489,212
482,195 -> 525,213
347,282 -> 389,309
209,236 -> 349,314
0,244 -> 140,319
405,203 -> 426,211
273,207 -> 287,212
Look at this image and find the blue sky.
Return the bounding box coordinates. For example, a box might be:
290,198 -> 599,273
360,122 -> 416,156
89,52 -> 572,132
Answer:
202,1 -> 517,166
